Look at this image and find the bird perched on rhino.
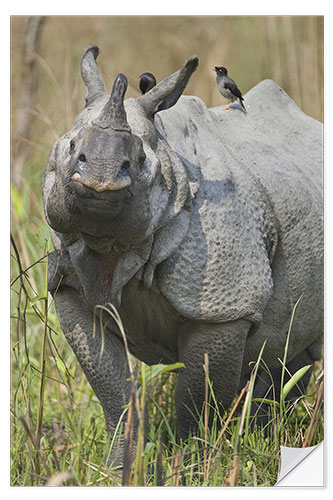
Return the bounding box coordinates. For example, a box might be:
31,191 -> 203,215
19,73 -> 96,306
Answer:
213,66 -> 245,111
139,72 -> 157,94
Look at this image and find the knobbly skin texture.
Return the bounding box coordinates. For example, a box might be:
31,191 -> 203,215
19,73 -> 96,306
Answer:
43,46 -> 323,464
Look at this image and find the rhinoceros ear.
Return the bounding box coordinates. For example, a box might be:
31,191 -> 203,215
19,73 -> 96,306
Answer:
80,45 -> 106,106
137,56 -> 199,118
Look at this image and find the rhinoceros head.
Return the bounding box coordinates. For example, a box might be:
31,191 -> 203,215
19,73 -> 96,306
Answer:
43,46 -> 198,250
68,73 -> 145,222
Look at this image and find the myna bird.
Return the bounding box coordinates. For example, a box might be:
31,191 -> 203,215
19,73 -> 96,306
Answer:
139,72 -> 157,95
212,66 -> 245,111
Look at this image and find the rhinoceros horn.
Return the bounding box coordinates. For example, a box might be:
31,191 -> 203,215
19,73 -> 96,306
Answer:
92,73 -> 131,132
80,46 -> 106,105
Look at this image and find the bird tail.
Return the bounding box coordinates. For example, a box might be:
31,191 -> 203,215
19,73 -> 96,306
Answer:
239,97 -> 246,110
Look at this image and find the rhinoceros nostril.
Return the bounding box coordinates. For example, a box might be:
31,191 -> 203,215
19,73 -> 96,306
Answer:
78,153 -> 87,162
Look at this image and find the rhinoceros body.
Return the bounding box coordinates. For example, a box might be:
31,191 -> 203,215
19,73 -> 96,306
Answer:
43,47 -> 323,463
154,85 -> 323,368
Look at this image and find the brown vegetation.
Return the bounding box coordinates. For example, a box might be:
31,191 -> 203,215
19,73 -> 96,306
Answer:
11,16 -> 323,184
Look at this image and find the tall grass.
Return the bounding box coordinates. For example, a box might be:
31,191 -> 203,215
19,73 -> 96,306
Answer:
10,16 -> 324,486
10,210 -> 324,485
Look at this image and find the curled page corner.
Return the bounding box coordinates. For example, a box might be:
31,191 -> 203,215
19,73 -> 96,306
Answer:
275,441 -> 324,486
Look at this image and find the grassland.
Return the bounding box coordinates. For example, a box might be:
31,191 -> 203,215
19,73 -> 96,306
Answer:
10,16 -> 324,486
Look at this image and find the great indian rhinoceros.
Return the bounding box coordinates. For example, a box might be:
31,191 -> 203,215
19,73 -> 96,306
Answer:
43,46 -> 323,463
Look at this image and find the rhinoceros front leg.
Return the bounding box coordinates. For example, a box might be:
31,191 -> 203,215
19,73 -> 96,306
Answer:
52,285 -> 134,465
176,319 -> 251,440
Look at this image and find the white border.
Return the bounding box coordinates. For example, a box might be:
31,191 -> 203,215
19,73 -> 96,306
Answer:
4,4 -> 331,496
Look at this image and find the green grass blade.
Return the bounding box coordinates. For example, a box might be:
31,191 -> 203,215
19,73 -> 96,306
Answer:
279,295 -> 303,421
282,364 -> 312,400
140,362 -> 184,385
252,398 -> 280,407
244,340 -> 266,444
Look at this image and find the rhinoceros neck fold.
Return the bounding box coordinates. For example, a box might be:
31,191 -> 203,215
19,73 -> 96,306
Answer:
61,233 -> 154,309
146,139 -> 194,232
139,138 -> 196,289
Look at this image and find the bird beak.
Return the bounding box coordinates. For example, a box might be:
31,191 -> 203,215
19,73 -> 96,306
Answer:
212,67 -> 216,71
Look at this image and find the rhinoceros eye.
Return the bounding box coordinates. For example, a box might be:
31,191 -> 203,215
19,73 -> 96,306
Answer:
140,151 -> 146,164
122,160 -> 130,170
69,139 -> 75,153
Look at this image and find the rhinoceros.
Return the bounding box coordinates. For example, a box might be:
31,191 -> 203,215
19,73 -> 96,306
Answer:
43,46 -> 323,462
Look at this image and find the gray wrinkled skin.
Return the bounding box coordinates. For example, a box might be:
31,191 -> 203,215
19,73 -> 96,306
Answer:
43,46 -> 323,463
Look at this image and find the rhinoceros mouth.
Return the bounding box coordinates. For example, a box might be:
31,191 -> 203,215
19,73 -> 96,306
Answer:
71,179 -> 126,219
76,196 -> 123,219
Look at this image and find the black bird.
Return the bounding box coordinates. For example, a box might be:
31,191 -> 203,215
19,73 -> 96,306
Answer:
212,66 -> 245,111
139,72 -> 157,95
